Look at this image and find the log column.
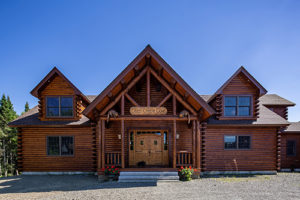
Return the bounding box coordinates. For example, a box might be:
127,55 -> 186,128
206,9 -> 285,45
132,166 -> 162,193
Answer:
101,120 -> 105,169
192,120 -> 196,168
121,94 -> 125,168
277,128 -> 282,171
172,95 -> 177,168
17,128 -> 22,173
196,121 -> 201,170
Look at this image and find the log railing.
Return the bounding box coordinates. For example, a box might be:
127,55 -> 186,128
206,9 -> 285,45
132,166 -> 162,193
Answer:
176,151 -> 193,167
105,152 -> 121,167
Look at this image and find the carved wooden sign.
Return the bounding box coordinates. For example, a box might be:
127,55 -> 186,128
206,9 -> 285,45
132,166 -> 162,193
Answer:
130,107 -> 167,115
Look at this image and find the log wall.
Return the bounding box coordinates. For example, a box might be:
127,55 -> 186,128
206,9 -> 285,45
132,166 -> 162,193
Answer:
281,133 -> 300,169
204,126 -> 277,171
21,127 -> 96,172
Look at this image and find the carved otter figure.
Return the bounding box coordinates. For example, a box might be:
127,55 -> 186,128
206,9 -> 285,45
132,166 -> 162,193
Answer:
179,110 -> 190,124
107,109 -> 119,123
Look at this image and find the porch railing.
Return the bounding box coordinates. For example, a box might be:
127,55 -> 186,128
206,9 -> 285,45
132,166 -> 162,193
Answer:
176,151 -> 193,167
105,152 -> 121,167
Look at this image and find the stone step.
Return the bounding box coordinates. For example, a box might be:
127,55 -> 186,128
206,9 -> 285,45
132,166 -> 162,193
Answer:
118,179 -> 179,183
120,171 -> 178,176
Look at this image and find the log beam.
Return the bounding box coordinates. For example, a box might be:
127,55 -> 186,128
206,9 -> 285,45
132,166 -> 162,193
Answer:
125,93 -> 139,107
157,93 -> 172,107
150,68 -> 197,115
100,66 -> 148,115
147,69 -> 151,107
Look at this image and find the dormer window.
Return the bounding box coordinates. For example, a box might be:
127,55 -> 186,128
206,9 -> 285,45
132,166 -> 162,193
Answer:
224,96 -> 251,117
46,96 -> 73,117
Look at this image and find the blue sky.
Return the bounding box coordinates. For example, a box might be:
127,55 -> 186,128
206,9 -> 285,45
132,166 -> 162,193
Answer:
0,0 -> 299,121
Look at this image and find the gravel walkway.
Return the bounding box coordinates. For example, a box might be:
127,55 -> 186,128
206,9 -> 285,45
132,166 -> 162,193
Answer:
1,173 -> 300,200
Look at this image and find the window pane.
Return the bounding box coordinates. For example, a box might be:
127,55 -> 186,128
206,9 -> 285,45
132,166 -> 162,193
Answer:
224,107 -> 236,116
164,131 -> 168,150
61,136 -> 74,155
225,97 -> 237,106
47,137 -> 60,155
238,107 -> 250,116
238,136 -> 250,149
287,141 -> 296,156
130,131 -> 134,150
47,107 -> 59,116
238,96 -> 251,106
61,97 -> 73,107
61,107 -> 73,116
47,97 -> 59,107
224,136 -> 237,149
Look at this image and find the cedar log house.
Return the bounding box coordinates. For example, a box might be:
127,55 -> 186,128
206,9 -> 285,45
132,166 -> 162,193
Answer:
9,45 -> 300,177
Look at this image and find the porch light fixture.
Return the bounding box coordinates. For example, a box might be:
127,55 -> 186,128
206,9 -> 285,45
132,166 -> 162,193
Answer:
118,134 -> 121,139
176,133 -> 180,139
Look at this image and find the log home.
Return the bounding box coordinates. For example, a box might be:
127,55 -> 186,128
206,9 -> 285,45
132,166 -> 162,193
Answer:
9,45 -> 298,177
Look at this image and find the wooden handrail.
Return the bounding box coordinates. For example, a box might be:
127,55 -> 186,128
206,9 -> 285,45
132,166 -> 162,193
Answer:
105,152 -> 121,166
176,152 -> 193,167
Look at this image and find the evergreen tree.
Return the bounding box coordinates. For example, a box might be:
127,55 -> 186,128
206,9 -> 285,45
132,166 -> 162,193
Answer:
0,94 -> 18,176
24,101 -> 29,112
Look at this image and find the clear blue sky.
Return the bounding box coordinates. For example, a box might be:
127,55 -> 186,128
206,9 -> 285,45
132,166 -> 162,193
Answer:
0,0 -> 299,121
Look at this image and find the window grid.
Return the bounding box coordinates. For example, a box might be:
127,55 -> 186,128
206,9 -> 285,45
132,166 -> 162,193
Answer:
287,140 -> 296,156
224,96 -> 252,117
224,135 -> 251,150
46,96 -> 73,117
47,136 -> 74,156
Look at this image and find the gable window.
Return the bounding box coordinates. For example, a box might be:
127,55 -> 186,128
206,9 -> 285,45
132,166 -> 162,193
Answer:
224,135 -> 251,149
47,136 -> 74,156
224,96 -> 251,117
46,96 -> 73,117
287,140 -> 296,156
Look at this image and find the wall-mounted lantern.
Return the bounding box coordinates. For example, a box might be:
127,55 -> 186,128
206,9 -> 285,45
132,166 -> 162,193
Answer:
176,133 -> 180,139
118,134 -> 122,140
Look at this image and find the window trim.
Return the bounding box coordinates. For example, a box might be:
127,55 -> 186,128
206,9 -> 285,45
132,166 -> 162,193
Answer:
46,136 -> 75,157
46,95 -> 74,118
223,95 -> 253,117
286,140 -> 296,156
224,135 -> 252,150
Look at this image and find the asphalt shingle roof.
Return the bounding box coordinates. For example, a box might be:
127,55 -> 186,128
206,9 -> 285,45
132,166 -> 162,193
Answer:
9,94 -> 294,127
285,122 -> 300,132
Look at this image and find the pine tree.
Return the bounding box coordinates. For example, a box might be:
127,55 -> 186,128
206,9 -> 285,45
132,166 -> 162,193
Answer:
0,94 -> 18,176
24,102 -> 29,112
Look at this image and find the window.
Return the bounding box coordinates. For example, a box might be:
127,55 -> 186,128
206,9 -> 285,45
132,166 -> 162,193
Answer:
224,136 -> 251,149
224,96 -> 251,117
46,96 -> 73,117
47,136 -> 74,156
287,140 -> 296,156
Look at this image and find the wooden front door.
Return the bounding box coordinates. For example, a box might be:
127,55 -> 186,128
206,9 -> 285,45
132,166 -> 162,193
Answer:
129,130 -> 168,167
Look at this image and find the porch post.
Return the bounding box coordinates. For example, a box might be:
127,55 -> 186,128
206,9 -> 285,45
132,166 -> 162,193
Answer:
196,120 -> 201,169
101,120 -> 105,168
192,120 -> 196,168
98,119 -> 102,170
121,94 -> 125,168
172,95 -> 177,168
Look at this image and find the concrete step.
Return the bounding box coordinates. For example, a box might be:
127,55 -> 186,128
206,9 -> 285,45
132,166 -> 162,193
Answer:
118,171 -> 179,183
119,175 -> 179,180
120,171 -> 178,176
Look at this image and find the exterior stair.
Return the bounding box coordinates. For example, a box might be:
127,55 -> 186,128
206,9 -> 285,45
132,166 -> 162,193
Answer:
118,171 -> 179,183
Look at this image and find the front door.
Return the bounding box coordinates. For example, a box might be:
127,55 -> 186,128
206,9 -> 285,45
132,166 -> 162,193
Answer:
129,130 -> 168,167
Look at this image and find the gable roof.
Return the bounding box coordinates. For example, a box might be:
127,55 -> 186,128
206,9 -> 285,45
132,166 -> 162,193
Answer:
259,94 -> 295,106
8,106 -> 90,127
83,45 -> 215,119
30,67 -> 90,104
285,122 -> 300,133
208,66 -> 267,103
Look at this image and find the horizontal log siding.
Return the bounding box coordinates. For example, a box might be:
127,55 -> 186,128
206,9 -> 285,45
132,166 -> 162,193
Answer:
205,127 -> 277,171
21,127 -> 95,172
176,121 -> 192,152
39,74 -> 85,121
281,133 -> 300,169
222,73 -> 259,119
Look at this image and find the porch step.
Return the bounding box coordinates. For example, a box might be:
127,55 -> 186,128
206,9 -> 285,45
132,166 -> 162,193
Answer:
118,171 -> 179,183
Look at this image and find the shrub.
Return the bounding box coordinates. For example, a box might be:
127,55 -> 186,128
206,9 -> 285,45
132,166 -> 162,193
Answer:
178,166 -> 194,181
103,166 -> 120,176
